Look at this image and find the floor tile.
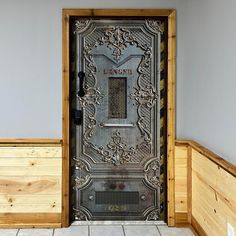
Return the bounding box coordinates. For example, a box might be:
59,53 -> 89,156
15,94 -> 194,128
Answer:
0,229 -> 18,236
90,225 -> 124,236
124,225 -> 160,236
18,229 -> 53,236
54,226 -> 88,236
158,226 -> 194,236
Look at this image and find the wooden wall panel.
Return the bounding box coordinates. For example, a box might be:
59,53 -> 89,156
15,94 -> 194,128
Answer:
174,145 -> 188,225
0,141 -> 62,228
0,147 -> 61,158
0,176 -> 61,195
192,149 -> 236,236
175,145 -> 188,213
176,140 -> 236,233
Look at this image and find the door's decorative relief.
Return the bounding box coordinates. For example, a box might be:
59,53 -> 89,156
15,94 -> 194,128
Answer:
105,130 -> 136,165
74,19 -> 91,33
73,208 -> 90,221
130,84 -> 158,108
73,158 -> 91,189
84,130 -> 136,166
146,208 -> 160,220
144,159 -> 160,188
99,27 -> 135,62
130,83 -> 158,145
146,20 -> 163,34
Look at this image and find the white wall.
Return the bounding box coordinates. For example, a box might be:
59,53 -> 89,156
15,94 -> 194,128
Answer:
1,1 -> 235,164
0,0 -> 185,138
178,0 -> 236,164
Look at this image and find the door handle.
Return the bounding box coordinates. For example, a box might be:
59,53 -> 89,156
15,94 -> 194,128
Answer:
77,71 -> 85,97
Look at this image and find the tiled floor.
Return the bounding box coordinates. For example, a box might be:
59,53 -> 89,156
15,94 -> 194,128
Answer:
0,225 -> 194,236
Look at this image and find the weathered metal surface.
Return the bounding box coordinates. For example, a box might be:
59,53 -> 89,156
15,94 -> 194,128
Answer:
71,18 -> 164,220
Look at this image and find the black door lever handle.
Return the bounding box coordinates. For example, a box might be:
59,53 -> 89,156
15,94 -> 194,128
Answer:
77,71 -> 85,97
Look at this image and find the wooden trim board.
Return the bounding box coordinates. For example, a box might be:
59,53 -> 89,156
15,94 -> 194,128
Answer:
0,139 -> 61,145
167,10 -> 176,226
62,8 -> 70,227
0,213 -> 61,228
175,212 -> 188,226
62,9 -> 175,17
187,146 -> 192,223
174,145 -> 188,224
62,9 -> 176,227
176,140 -> 236,177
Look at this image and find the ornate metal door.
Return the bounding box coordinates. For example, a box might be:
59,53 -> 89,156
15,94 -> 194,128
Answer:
71,18 -> 167,221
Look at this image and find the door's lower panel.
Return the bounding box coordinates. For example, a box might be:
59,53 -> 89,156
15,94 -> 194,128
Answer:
73,178 -> 159,220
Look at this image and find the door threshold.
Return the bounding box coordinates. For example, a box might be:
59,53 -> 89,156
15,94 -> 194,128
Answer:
71,221 -> 166,226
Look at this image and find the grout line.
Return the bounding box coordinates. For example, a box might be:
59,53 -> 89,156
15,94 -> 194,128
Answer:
156,225 -> 162,236
16,229 -> 20,236
122,225 -> 126,236
88,225 -> 90,236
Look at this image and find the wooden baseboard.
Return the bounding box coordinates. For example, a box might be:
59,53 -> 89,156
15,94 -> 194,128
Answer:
191,215 -> 207,236
175,212 -> 188,226
0,223 -> 61,229
0,213 -> 61,228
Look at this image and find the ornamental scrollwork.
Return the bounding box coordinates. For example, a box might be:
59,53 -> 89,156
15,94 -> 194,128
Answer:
146,208 -> 160,221
99,27 -> 135,62
73,158 -> 91,189
73,208 -> 90,221
105,131 -> 136,165
146,20 -> 163,34
84,130 -> 136,166
74,19 -> 91,33
130,84 -> 158,108
144,159 -> 160,188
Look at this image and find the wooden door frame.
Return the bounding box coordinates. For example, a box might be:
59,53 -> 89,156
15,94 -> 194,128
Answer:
62,8 -> 176,227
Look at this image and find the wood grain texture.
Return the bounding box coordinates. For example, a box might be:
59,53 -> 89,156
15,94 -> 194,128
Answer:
0,213 -> 61,228
0,223 -> 61,229
175,213 -> 188,226
62,8 -> 70,227
176,140 -> 236,177
0,177 -> 61,195
62,8 -> 174,17
0,167 -> 60,176
0,147 -> 61,158
0,139 -> 61,145
0,143 -> 62,227
175,145 -> 188,214
0,156 -> 61,167
167,10 -> 176,226
187,146 -> 192,223
192,149 -> 236,236
191,216 -> 207,236
62,8 -> 177,227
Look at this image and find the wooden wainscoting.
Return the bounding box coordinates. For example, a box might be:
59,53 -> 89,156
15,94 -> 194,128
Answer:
174,144 -> 189,225
176,140 -> 236,236
0,139 -> 62,228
